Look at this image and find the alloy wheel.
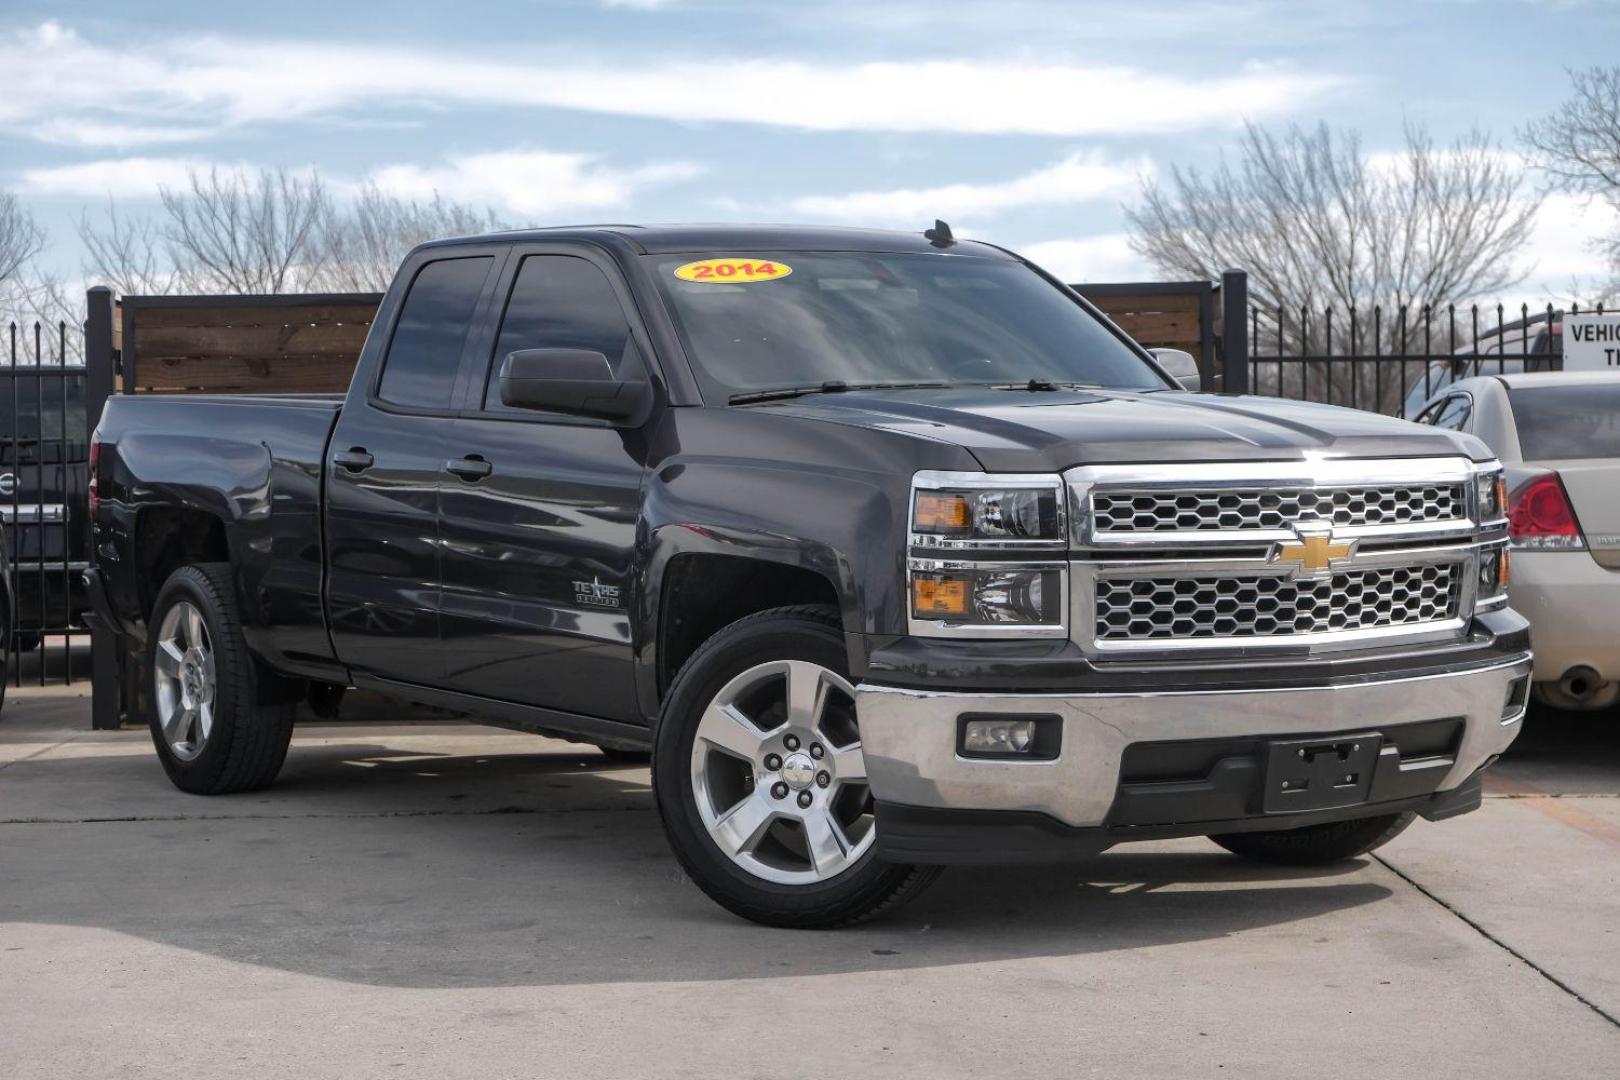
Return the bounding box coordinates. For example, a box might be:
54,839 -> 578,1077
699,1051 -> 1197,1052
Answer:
689,659 -> 875,885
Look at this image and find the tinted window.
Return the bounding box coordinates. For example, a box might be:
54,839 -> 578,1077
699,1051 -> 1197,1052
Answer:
377,256 -> 492,409
1510,384 -> 1620,460
647,251 -> 1162,401
483,255 -> 634,411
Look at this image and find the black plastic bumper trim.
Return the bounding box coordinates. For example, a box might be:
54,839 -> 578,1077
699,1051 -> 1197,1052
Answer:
873,769 -> 1485,866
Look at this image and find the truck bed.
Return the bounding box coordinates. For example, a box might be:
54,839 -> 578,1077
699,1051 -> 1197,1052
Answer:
95,392 -> 345,674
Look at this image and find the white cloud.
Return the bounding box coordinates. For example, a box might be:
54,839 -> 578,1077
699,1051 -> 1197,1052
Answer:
17,156 -> 213,198
361,150 -> 703,218
601,0 -> 678,8
0,21 -> 1346,146
28,118 -> 211,149
790,152 -> 1146,222
1016,234 -> 1158,284
15,148 -> 702,219
1516,192 -> 1620,297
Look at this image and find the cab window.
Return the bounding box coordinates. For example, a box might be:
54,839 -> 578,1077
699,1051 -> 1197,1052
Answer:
376,256 -> 494,410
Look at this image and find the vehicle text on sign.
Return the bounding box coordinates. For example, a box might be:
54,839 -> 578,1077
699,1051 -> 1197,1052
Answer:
1563,313 -> 1620,372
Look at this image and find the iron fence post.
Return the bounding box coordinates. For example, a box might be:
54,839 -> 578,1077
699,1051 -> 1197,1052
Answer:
85,287 -> 123,730
1220,269 -> 1250,394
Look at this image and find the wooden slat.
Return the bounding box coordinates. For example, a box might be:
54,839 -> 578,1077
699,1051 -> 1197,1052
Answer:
131,354 -> 359,394
133,301 -> 379,330
1105,311 -> 1203,348
133,321 -> 371,360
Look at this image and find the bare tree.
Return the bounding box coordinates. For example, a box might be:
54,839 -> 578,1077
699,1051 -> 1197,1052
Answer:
1523,66 -> 1620,297
315,183 -> 504,292
159,167 -> 332,293
1127,121 -> 1540,351
77,199 -> 174,296
0,190 -> 48,308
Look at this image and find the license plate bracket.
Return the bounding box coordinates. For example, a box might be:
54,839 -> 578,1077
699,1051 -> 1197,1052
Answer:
1262,733 -> 1383,813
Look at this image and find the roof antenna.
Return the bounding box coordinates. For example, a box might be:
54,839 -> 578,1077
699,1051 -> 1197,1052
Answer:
924,219 -> 955,248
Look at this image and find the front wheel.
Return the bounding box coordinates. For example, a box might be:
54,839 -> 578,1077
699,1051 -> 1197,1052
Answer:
653,605 -> 940,928
1210,812 -> 1415,866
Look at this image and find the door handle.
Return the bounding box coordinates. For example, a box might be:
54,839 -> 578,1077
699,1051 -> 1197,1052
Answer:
445,455 -> 493,481
332,448 -> 374,472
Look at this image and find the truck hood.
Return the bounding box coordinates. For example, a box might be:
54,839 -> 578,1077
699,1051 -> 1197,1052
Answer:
752,386 -> 1492,471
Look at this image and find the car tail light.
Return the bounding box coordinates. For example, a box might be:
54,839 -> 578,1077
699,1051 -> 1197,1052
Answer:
1507,472 -> 1583,550
87,433 -> 100,517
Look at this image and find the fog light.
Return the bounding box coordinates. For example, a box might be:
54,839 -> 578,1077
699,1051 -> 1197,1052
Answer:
962,718 -> 1036,754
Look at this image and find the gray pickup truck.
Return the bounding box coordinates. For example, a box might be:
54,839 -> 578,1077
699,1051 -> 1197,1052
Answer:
87,224 -> 1530,927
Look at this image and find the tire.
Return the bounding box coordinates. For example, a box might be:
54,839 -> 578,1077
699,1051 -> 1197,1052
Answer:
596,745 -> 651,764
1210,812 -> 1415,866
12,632 -> 40,653
653,605 -> 941,929
146,563 -> 295,795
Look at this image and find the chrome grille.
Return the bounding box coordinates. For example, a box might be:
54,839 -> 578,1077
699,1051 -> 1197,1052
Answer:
1091,484 -> 1465,534
1094,564 -> 1463,642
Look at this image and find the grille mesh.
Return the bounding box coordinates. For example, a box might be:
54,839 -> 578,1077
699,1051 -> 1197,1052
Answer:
1094,564 -> 1463,642
1091,484 -> 1465,534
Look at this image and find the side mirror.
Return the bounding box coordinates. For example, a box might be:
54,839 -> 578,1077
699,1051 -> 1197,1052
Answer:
1149,348 -> 1201,391
497,348 -> 651,424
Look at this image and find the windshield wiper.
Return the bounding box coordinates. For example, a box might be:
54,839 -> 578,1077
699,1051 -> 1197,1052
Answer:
985,379 -> 1104,392
728,380 -> 954,405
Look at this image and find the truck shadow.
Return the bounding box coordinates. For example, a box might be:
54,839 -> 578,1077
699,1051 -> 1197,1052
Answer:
4,731 -> 1395,990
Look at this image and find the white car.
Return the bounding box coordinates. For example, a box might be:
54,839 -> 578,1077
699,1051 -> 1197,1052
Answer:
1415,372 -> 1620,710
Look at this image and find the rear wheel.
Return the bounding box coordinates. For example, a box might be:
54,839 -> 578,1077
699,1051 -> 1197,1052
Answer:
147,563 -> 295,794
653,606 -> 940,928
1210,812 -> 1414,866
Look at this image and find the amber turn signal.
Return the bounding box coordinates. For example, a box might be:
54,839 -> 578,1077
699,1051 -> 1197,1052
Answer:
912,574 -> 969,616
914,492 -> 970,531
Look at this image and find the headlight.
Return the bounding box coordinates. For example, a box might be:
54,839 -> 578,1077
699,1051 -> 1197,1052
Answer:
911,476 -> 1064,546
911,564 -> 1065,626
908,472 -> 1069,638
1475,468 -> 1507,522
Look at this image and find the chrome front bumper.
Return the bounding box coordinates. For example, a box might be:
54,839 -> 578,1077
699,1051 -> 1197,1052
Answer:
856,655 -> 1531,829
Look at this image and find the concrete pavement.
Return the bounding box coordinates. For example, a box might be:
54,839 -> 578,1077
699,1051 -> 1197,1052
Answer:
1,678 -> 1616,1078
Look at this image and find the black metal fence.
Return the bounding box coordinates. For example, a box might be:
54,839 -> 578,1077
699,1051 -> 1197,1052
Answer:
4,317 -> 94,686
1243,300 -> 1608,419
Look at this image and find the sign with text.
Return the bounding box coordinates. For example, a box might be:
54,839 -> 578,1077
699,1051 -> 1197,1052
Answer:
1563,313 -> 1620,372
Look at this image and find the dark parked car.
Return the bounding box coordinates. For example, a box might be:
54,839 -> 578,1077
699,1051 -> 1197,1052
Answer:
88,225 -> 1530,927
0,367 -> 91,651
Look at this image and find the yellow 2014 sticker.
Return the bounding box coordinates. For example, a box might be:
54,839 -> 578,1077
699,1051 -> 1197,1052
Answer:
673,258 -> 792,284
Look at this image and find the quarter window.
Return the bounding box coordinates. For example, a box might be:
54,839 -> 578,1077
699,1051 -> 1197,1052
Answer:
483,255 -> 635,412
376,256 -> 493,409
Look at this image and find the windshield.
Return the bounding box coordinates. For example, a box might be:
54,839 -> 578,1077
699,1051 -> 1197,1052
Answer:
1509,384 -> 1620,460
646,251 -> 1166,400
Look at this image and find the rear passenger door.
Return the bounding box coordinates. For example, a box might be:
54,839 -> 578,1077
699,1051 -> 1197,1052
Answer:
325,250 -> 502,684
435,248 -> 654,720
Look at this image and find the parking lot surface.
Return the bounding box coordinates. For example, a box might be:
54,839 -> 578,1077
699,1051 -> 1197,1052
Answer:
2,664 -> 1617,1078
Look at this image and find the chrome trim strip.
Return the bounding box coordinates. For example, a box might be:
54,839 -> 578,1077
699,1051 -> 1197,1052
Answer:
859,654 -> 1532,701
1,503 -> 66,523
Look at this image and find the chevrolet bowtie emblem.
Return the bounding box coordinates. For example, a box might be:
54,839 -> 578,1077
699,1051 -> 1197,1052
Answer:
1272,533 -> 1356,574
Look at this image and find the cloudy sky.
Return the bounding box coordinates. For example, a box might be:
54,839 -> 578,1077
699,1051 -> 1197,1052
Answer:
3,0 -> 1617,298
